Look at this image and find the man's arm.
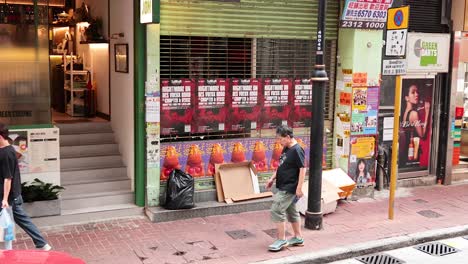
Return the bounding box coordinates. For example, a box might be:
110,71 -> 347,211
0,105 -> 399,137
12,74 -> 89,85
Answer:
2,178 -> 11,208
265,172 -> 277,190
296,167 -> 306,198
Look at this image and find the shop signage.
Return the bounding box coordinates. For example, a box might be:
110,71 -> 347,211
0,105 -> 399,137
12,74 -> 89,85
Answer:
140,0 -> 160,24
387,6 -> 409,30
382,59 -> 407,75
340,0 -> 394,29
406,33 -> 450,73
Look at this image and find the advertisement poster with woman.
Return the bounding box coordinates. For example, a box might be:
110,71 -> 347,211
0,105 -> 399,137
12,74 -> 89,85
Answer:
398,78 -> 433,172
348,136 -> 376,187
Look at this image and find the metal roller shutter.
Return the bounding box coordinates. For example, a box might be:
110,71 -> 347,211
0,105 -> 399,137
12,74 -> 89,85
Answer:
404,0 -> 449,33
160,0 -> 340,40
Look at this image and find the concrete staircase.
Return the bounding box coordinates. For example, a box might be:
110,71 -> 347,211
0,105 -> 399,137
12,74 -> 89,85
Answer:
35,122 -> 143,227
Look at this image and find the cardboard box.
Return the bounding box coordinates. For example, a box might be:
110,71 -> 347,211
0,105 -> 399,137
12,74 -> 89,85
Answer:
297,177 -> 342,215
216,161 -> 272,203
322,168 -> 356,199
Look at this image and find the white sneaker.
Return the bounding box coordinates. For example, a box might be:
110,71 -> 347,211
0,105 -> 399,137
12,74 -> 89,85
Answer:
37,244 -> 52,251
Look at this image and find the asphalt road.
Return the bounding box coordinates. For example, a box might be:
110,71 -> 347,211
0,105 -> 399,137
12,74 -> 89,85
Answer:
330,236 -> 468,264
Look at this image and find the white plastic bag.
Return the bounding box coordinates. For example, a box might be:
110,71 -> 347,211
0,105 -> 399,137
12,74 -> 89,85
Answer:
0,208 -> 15,243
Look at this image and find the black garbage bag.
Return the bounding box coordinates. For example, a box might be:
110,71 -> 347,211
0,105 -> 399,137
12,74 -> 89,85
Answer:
164,169 -> 195,210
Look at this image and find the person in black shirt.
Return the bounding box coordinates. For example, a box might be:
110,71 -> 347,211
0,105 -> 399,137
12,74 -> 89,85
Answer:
265,125 -> 306,252
0,123 -> 51,250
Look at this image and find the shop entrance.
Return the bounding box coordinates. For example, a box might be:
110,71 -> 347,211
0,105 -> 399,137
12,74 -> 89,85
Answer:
1,0 -> 136,220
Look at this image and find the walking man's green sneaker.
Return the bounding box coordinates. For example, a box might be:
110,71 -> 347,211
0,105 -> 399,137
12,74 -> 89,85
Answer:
268,239 -> 288,252
288,237 -> 304,246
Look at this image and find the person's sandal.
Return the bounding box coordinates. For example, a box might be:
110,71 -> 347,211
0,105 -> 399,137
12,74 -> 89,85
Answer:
288,237 -> 304,247
268,239 -> 288,252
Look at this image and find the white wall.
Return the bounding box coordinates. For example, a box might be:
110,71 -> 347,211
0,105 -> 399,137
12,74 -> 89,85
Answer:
110,0 -> 135,186
74,1 -> 110,115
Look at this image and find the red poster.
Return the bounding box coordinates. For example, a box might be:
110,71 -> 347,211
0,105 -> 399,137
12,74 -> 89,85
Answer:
160,79 -> 195,135
259,78 -> 292,129
193,79 -> 227,133
290,79 -> 312,128
398,78 -> 433,172
226,78 -> 262,132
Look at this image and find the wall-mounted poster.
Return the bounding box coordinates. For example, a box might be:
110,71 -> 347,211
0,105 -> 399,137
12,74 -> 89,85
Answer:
351,87 -> 379,135
193,79 -> 227,133
290,78 -> 312,128
226,78 -> 262,133
259,78 -> 291,130
398,78 -> 434,172
348,136 -> 376,187
160,79 -> 195,135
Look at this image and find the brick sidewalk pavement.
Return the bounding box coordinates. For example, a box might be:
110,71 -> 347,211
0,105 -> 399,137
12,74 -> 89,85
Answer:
10,183 -> 468,264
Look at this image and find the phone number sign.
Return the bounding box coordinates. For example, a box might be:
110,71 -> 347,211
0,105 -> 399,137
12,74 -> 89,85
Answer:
341,0 -> 393,29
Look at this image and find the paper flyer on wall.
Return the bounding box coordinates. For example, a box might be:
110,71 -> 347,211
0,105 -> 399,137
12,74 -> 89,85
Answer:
351,87 -> 379,136
160,79 -> 195,135
226,78 -> 262,133
348,136 -> 376,186
290,78 -> 312,128
193,78 -> 227,133
260,78 -> 291,131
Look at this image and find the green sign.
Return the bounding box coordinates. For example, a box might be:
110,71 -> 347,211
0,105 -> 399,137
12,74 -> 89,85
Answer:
420,41 -> 438,67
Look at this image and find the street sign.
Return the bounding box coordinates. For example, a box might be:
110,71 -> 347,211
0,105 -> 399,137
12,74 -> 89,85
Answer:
385,29 -> 408,56
387,6 -> 409,30
382,59 -> 407,75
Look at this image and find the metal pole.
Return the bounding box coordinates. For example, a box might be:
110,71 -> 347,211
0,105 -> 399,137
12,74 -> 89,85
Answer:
305,0 -> 328,230
389,76 -> 402,220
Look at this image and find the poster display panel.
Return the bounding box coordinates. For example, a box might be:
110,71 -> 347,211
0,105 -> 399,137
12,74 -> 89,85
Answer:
193,79 -> 227,133
160,79 -> 195,135
398,78 -> 434,172
8,128 -> 60,174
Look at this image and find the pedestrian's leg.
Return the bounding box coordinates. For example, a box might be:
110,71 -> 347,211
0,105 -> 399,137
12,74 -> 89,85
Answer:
12,196 -> 48,248
269,191 -> 290,251
276,222 -> 286,240
286,202 -> 304,246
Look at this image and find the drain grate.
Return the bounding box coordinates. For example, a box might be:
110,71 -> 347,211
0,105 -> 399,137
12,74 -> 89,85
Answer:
417,210 -> 443,218
262,229 -> 291,239
225,229 -> 254,240
356,253 -> 405,264
413,199 -> 428,204
414,242 -> 459,256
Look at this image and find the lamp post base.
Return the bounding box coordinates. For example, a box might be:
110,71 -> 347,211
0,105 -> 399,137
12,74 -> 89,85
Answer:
304,210 -> 323,230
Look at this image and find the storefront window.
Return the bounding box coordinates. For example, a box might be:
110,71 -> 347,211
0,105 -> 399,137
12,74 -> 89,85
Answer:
0,1 -> 51,125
